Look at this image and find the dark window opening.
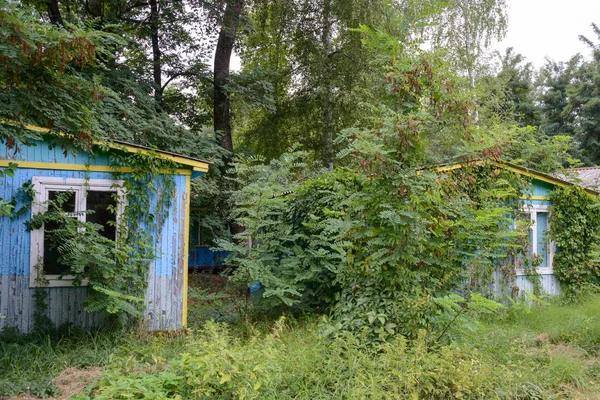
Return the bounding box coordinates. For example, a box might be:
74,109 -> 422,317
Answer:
42,190 -> 118,275
43,191 -> 76,275
87,191 -> 117,241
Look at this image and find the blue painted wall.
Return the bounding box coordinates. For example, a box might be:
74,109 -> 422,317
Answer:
0,139 -> 112,165
1,139 -> 189,332
502,179 -> 560,297
530,179 -> 555,197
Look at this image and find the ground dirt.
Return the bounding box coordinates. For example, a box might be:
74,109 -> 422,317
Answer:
5,367 -> 102,400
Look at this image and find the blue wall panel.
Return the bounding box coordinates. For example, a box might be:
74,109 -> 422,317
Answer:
189,248 -> 228,268
1,138 -> 111,166
144,174 -> 187,330
515,274 -> 561,296
1,140 -> 189,332
531,179 -> 555,197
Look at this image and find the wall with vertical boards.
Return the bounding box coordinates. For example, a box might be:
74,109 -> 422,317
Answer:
0,139 -> 190,332
489,178 -> 561,298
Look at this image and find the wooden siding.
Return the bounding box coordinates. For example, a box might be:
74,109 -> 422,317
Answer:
145,173 -> 187,331
1,140 -> 189,332
529,179 -> 555,198
491,272 -> 561,298
515,274 -> 561,296
0,139 -> 111,166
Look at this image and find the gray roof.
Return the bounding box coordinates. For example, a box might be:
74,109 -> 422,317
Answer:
562,167 -> 600,191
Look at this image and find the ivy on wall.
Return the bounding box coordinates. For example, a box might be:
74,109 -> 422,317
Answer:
19,145 -> 179,329
447,164 -> 533,298
549,186 -> 600,297
0,162 -> 16,217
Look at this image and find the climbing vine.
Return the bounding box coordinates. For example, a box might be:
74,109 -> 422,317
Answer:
0,162 -> 16,217
549,185 -> 600,298
447,163 -> 533,298
25,146 -> 179,328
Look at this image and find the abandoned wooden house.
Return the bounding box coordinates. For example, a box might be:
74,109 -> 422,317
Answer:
0,124 -> 210,333
442,161 -> 600,297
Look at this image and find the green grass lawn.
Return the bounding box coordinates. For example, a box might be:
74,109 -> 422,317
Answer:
3,292 -> 600,399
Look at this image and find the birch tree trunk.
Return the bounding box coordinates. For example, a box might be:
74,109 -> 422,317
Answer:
320,0 -> 334,169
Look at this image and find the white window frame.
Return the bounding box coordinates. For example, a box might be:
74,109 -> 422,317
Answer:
29,177 -> 125,287
516,204 -> 555,276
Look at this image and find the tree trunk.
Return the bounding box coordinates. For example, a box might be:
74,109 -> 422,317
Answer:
46,0 -> 63,25
214,0 -> 244,152
149,0 -> 163,110
320,0 -> 334,169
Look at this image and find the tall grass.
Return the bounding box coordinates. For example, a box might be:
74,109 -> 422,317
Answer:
4,295 -> 600,399
75,296 -> 600,400
0,327 -> 120,397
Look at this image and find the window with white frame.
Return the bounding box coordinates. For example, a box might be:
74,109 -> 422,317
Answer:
30,177 -> 124,287
516,204 -> 554,275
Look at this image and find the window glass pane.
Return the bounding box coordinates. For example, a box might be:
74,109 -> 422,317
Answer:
190,219 -> 200,247
86,191 -> 117,241
536,211 -> 548,268
44,191 -> 76,275
43,219 -> 70,275
48,191 -> 76,212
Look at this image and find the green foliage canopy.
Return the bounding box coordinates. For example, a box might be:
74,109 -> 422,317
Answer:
221,29 -> 529,341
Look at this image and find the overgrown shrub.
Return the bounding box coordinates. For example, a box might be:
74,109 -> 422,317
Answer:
79,320 -> 514,399
5,298 -> 600,399
221,29 -> 530,342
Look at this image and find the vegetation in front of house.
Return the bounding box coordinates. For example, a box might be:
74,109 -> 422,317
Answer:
218,27 -> 540,342
0,161 -> 16,216
4,289 -> 600,399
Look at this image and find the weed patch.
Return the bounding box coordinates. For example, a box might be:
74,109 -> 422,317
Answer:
6,295 -> 600,399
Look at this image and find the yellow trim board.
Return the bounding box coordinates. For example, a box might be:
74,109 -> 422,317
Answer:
521,196 -> 551,201
436,160 -> 598,197
2,121 -> 210,173
436,161 -> 485,172
0,160 -> 192,176
182,174 -> 191,328
103,141 -> 209,173
490,161 -> 566,188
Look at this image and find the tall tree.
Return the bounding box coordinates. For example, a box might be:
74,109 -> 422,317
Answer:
214,0 -> 244,152
497,48 -> 539,126
320,0 -> 334,168
567,23 -> 600,164
0,0 -> 114,145
235,0 -> 392,162
45,0 -> 63,25
429,0 -> 507,124
24,0 -> 214,112
430,0 -> 508,86
235,0 -> 489,164
537,57 -> 580,137
148,0 -> 163,108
